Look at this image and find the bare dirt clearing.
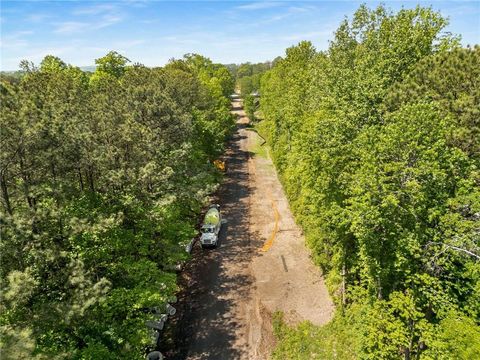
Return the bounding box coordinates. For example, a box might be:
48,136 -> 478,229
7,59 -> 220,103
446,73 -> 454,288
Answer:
163,100 -> 333,359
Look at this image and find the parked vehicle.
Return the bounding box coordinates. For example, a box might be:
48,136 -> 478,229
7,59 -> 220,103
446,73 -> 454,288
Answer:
200,204 -> 221,248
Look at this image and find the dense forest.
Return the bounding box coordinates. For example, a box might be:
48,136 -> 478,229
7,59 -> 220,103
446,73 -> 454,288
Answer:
259,5 -> 480,359
1,3 -> 479,359
0,52 -> 235,358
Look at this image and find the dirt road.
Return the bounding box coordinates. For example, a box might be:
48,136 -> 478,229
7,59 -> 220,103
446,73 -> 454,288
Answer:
162,99 -> 333,359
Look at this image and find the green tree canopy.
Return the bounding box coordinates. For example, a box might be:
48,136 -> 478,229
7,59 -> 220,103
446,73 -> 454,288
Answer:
0,51 -> 235,358
260,5 -> 479,359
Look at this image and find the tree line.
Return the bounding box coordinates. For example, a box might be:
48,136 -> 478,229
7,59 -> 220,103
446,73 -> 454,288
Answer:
227,60 -> 276,97
0,51 -> 235,358
259,5 -> 479,359
227,61 -> 272,121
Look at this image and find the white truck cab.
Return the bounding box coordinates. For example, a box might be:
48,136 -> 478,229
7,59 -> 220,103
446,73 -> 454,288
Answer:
200,205 -> 221,248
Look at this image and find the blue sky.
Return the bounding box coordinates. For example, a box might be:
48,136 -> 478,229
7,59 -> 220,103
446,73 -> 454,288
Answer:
1,1 -> 479,70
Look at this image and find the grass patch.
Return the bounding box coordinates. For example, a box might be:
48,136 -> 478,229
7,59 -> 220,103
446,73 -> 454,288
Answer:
249,129 -> 269,159
271,311 -> 358,360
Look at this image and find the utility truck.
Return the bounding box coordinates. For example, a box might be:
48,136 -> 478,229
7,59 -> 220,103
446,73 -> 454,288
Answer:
200,204 -> 221,248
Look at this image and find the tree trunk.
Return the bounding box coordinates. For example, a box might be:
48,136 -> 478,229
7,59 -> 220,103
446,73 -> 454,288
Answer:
87,166 -> 95,193
0,171 -> 13,215
341,262 -> 346,306
78,167 -> 84,191
377,277 -> 383,300
51,162 -> 57,181
19,154 -> 35,210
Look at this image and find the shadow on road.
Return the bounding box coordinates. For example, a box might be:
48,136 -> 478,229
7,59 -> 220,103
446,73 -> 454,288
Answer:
160,116 -> 262,359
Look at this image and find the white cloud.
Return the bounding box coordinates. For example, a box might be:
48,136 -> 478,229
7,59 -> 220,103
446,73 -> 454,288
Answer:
54,14 -> 123,34
3,43 -> 115,70
53,2 -> 125,34
250,5 -> 318,26
120,0 -> 149,8
0,30 -> 34,49
442,3 -> 480,17
12,30 -> 34,37
73,4 -> 117,16
100,14 -> 124,28
139,19 -> 159,25
26,13 -> 51,23
279,30 -> 333,42
288,5 -> 317,14
236,2 -> 281,11
54,21 -> 89,34
113,39 -> 147,50
262,13 -> 290,23
0,39 -> 29,49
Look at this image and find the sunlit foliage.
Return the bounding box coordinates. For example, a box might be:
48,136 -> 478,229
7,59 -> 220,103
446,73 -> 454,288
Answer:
261,5 -> 479,359
0,52 -> 234,358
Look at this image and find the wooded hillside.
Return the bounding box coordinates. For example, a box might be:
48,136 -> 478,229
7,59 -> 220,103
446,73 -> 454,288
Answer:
260,5 -> 480,359
0,52 -> 235,358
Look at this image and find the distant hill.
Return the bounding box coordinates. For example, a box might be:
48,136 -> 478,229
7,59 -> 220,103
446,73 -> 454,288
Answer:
80,65 -> 96,72
1,65 -> 96,75
0,70 -> 25,82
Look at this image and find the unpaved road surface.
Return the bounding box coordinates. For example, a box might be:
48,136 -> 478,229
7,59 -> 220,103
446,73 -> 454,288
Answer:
162,100 -> 333,359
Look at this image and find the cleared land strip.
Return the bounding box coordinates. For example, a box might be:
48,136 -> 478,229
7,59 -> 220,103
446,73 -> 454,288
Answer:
164,99 -> 333,359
